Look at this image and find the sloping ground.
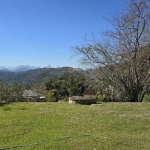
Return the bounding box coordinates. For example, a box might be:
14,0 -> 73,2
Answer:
0,102 -> 150,150
0,67 -> 85,84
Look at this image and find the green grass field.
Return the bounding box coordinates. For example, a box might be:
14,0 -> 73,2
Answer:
0,102 -> 150,150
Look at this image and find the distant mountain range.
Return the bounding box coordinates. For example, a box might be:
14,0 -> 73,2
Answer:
0,66 -> 85,85
0,65 -> 52,72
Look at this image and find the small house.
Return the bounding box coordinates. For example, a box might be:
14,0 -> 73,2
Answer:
22,90 -> 46,102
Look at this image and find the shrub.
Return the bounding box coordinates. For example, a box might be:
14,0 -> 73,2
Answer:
96,94 -> 104,103
143,95 -> 150,102
47,89 -> 59,102
61,96 -> 69,101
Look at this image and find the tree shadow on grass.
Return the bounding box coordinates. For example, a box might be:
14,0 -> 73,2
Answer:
0,102 -> 10,107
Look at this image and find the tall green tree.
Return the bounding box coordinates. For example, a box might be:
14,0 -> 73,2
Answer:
0,81 -> 9,102
9,83 -> 24,102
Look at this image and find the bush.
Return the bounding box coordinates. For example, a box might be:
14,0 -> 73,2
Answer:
61,96 -> 69,101
96,94 -> 104,103
143,95 -> 150,102
47,89 -> 59,102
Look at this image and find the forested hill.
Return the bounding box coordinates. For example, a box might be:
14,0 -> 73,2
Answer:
0,67 -> 84,84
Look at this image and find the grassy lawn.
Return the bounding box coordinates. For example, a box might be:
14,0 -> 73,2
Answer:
0,102 -> 150,150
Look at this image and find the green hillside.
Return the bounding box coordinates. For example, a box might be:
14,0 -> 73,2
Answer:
0,67 -> 84,84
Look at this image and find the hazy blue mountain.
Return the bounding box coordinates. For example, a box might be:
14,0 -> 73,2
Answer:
0,65 -> 80,72
0,66 -> 12,70
45,65 -> 51,68
0,65 -> 40,72
12,65 -> 40,72
0,67 -> 85,85
0,68 -> 10,72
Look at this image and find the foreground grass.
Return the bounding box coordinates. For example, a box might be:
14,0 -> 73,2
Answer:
0,102 -> 150,150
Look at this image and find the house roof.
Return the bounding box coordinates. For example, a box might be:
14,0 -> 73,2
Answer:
22,90 -> 43,97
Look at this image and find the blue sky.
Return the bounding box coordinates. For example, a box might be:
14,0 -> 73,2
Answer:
0,0 -> 127,68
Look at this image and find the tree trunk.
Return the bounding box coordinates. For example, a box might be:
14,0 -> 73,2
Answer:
130,93 -> 139,102
138,91 -> 146,102
125,89 -> 139,102
128,90 -> 145,102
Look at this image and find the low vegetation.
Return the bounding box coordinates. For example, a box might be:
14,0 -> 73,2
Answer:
0,102 -> 150,150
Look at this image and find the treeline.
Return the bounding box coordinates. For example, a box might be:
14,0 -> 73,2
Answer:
33,76 -> 94,102
0,81 -> 25,102
0,76 -> 97,103
0,74 -> 149,103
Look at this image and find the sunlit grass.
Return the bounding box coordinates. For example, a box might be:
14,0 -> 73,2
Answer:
0,102 -> 150,150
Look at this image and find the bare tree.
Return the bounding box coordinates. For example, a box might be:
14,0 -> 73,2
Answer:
74,0 -> 150,102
